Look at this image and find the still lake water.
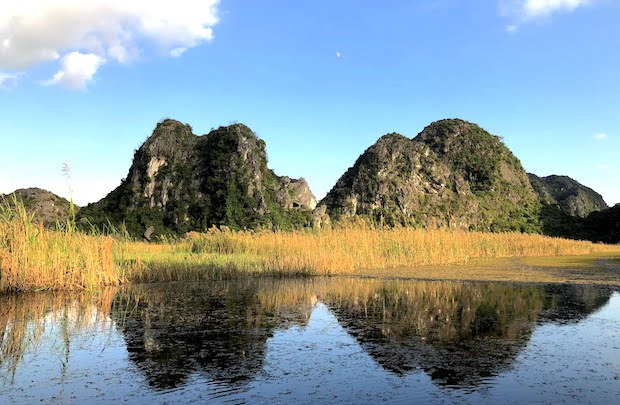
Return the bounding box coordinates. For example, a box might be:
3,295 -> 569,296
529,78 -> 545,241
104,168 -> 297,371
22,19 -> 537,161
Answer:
1,278 -> 619,404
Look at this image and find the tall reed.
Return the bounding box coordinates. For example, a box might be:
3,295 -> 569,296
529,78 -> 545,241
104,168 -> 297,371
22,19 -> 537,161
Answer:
0,198 -> 122,292
167,220 -> 611,276
1,199 -> 617,291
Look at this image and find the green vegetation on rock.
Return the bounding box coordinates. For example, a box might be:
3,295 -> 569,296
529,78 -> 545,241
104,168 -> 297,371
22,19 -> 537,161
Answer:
1,188 -> 76,227
78,120 -> 316,237
14,117 -> 614,244
322,119 -> 541,232
528,174 -> 608,218
539,203 -> 620,243
528,173 -> 618,243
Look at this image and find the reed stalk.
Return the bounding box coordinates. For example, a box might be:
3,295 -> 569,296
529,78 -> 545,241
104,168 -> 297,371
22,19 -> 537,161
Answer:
1,199 -> 617,292
0,197 -> 122,292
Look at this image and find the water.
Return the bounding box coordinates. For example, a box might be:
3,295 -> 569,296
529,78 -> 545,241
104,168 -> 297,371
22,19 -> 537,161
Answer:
1,278 -> 619,403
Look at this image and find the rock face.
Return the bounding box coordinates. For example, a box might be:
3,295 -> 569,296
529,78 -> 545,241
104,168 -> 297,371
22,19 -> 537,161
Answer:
528,174 -> 608,218
277,177 -> 317,210
311,205 -> 331,229
78,119 -> 317,236
1,188 -> 76,226
322,119 -> 540,232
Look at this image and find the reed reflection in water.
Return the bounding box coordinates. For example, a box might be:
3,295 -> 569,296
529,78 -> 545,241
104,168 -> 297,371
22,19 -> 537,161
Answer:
0,278 -> 617,403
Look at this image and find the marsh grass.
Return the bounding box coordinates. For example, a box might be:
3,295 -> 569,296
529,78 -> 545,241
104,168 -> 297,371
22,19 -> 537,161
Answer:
1,200 -> 618,292
117,220 -> 619,285
127,221 -> 613,279
0,198 -> 122,292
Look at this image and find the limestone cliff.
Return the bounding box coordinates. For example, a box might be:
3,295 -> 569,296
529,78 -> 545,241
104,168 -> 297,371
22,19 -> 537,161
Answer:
528,174 -> 608,218
321,119 -> 540,232
78,119 -> 317,236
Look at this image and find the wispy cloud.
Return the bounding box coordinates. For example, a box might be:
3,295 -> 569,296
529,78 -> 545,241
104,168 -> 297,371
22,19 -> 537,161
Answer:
506,24 -> 519,33
593,132 -> 608,140
336,51 -> 342,58
0,72 -> 20,88
522,0 -> 591,19
503,0 -> 593,31
596,163 -> 609,170
0,0 -> 220,90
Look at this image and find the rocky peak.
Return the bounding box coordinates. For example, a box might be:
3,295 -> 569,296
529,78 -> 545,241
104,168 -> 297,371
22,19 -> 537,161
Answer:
322,119 -> 540,232
1,188 -> 76,226
528,174 -> 608,217
416,119 -> 531,192
415,119 -> 475,150
78,120 -> 318,236
277,177 -> 317,210
127,120 -> 197,209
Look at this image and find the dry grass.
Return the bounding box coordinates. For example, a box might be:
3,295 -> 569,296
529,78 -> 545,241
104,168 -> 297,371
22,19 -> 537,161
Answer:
2,200 -> 619,292
122,221 -> 619,284
0,199 -> 122,292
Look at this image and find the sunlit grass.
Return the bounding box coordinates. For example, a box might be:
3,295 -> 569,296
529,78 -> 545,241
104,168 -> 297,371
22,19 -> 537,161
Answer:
1,200 -> 619,292
121,220 -> 619,284
0,198 -> 123,292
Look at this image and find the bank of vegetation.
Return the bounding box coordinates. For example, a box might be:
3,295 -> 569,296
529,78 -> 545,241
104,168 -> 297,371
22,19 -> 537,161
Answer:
0,200 -> 121,292
2,200 -> 618,293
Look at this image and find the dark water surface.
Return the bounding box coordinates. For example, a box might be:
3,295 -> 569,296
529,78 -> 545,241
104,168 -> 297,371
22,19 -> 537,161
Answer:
1,279 -> 619,404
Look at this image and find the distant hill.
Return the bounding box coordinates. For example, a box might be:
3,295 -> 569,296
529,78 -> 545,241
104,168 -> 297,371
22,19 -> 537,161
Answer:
77,119 -> 318,237
580,204 -> 620,243
537,202 -> 620,244
321,119 -> 541,232
9,117 -> 615,243
528,174 -> 608,217
527,174 -> 619,243
1,188 -> 76,226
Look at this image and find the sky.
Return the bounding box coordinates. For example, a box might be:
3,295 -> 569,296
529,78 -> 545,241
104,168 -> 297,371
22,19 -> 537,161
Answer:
1,0 -> 619,207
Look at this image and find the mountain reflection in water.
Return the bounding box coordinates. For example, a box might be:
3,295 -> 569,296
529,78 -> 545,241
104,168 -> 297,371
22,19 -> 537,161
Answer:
0,278 -> 617,403
112,280 -> 316,390
321,281 -> 611,387
108,279 -> 613,390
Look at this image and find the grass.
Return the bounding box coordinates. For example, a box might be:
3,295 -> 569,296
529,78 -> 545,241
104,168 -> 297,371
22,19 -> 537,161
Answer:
0,197 -> 122,292
1,200 -> 619,292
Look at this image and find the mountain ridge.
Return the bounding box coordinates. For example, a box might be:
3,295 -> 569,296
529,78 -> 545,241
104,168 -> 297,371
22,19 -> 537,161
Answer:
321,119 -> 540,232
4,117 -> 616,243
77,119 -> 318,237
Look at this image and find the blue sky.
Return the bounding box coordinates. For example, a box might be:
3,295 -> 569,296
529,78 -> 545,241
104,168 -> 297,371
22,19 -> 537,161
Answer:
1,0 -> 619,206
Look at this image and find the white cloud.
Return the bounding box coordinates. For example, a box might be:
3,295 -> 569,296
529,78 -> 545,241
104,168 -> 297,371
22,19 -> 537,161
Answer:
593,132 -> 608,140
0,0 -> 220,89
44,52 -> 105,90
170,47 -> 187,58
522,0 -> 591,19
336,51 -> 342,58
596,164 -> 609,170
503,0 -> 592,29
0,72 -> 20,88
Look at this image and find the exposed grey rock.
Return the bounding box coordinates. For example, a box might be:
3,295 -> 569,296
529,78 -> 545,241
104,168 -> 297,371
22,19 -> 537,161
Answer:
144,226 -> 155,241
321,119 -> 540,232
312,205 -> 331,229
277,176 -> 317,210
1,187 -> 76,226
528,173 -> 608,218
78,119 -> 317,235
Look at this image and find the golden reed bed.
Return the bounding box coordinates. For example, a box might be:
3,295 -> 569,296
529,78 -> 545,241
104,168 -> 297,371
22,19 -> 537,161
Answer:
1,202 -> 617,292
